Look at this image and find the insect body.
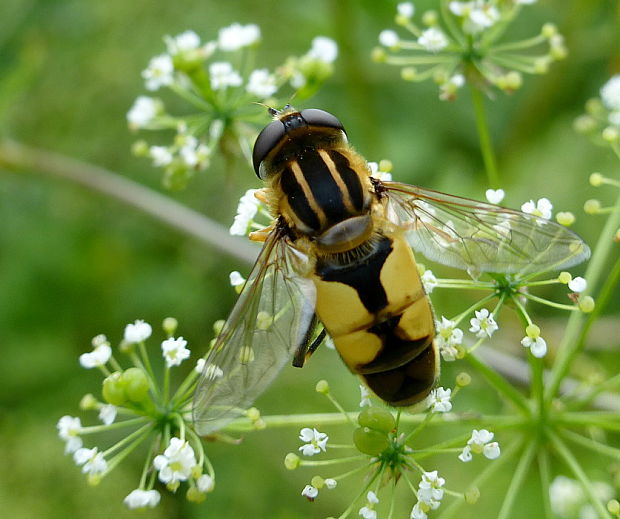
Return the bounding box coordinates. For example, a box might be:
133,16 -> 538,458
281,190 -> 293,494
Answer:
193,107 -> 590,435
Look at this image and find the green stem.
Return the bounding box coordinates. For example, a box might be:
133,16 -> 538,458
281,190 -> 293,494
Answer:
538,449 -> 553,519
470,86 -> 501,188
561,428 -> 620,459
550,432 -> 611,519
465,353 -> 531,414
497,440 -> 537,519
439,437 -> 525,519
545,187 -> 620,402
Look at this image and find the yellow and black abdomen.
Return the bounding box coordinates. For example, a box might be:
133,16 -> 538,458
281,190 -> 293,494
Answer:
311,231 -> 438,407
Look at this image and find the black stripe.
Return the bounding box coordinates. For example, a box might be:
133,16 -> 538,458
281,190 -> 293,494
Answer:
357,317 -> 432,374
327,150 -> 365,213
298,149 -> 348,228
361,345 -> 436,406
280,166 -> 321,231
315,235 -> 391,313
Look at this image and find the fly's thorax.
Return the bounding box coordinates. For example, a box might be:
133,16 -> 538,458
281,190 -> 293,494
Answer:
267,145 -> 373,238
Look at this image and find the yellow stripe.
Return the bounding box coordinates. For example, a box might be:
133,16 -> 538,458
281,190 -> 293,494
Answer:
318,149 -> 356,214
289,160 -> 327,228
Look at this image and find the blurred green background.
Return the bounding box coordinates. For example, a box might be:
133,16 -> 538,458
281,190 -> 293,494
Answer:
1,0 -> 619,517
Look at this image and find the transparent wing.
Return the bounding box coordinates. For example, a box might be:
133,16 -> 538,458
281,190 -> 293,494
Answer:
193,225 -> 316,435
381,181 -> 590,276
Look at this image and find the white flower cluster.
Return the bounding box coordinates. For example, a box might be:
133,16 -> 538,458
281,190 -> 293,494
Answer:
359,491 -> 379,519
376,0 -> 560,100
458,429 -> 501,462
298,427 -> 329,456
427,387 -> 452,413
469,308 -> 499,338
229,188 -> 263,236
434,316 -> 464,361
411,471 -> 445,519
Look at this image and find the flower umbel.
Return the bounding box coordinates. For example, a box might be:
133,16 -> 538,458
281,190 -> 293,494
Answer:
128,25 -> 337,189
57,318 -> 217,508
374,1 -> 566,99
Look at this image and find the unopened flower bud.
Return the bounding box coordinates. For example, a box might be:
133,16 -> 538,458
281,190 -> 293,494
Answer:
602,126 -> 619,142
315,380 -> 330,394
584,199 -> 601,214
163,317 -> 178,336
578,296 -> 595,313
102,372 -> 126,406
284,453 -> 300,470
80,393 -> 99,410
558,272 -> 572,284
556,212 -> 575,226
456,372 -> 471,387
465,487 -> 480,504
589,172 -> 604,186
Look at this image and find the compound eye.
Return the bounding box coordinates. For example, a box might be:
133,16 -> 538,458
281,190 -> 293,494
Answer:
299,108 -> 346,133
252,120 -> 285,178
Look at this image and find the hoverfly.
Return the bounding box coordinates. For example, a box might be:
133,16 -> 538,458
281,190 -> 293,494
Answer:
193,106 -> 590,434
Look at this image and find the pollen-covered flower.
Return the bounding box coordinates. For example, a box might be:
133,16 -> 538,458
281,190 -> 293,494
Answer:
209,61 -> 242,90
74,447 -> 108,476
359,491 -> 379,519
459,429 -> 500,462
229,189 -> 261,236
57,415 -> 83,454
246,69 -> 277,98
149,145 -> 173,167
434,317 -> 464,361
166,30 -> 201,56
127,96 -> 160,129
469,309 -> 498,338
427,387 -> 452,413
124,319 -> 152,343
421,269 -> 438,294
418,28 -> 449,52
218,23 -> 260,51
298,427 -> 329,456
307,36 -> 338,64
79,341 -> 112,369
142,54 -> 174,91
153,437 -> 197,487
521,334 -> 547,358
520,324 -> 547,358
124,489 -> 161,509
161,337 -> 190,367
521,197 -> 553,221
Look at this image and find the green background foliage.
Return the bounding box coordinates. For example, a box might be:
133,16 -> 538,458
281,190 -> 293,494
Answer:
1,0 -> 618,517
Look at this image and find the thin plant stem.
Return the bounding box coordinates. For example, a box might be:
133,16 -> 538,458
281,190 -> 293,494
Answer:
546,187 -> 620,402
470,86 -> 501,188
0,139 -> 259,265
538,449 -> 553,519
465,353 -> 531,414
439,437 -> 525,519
561,428 -> 620,459
497,440 -> 537,519
550,432 -> 610,519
